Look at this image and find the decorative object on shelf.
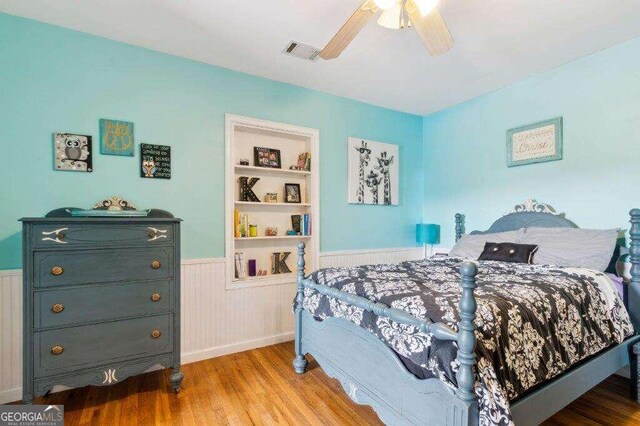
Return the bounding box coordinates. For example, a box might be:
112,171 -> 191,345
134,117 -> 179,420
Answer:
285,183 -> 302,203
248,259 -> 257,277
506,117 -> 563,167
233,209 -> 240,237
296,152 -> 311,171
265,193 -> 278,203
238,212 -> 249,237
249,224 -> 258,237
99,118 -> 134,156
265,227 -> 278,237
272,252 -> 292,274
257,270 -> 267,276
348,138 -> 398,205
239,177 -> 261,202
140,144 -> 171,179
94,196 -> 137,211
291,215 -> 302,234
254,147 -> 281,169
239,159 -> 250,166
286,230 -> 297,236
54,133 -> 93,172
416,223 -> 441,258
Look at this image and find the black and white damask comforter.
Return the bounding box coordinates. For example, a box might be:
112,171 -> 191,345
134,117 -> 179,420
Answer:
299,257 -> 634,425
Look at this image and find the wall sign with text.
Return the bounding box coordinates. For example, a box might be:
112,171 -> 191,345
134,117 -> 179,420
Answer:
506,117 -> 563,167
140,143 -> 171,179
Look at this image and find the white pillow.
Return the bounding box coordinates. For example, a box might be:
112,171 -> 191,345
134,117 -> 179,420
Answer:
520,227 -> 619,271
449,229 -> 525,259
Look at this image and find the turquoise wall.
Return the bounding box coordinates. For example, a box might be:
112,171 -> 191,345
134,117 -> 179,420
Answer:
0,13 -> 424,269
423,36 -> 640,247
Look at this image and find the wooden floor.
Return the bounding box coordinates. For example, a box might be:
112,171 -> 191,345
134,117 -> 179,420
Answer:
26,341 -> 640,425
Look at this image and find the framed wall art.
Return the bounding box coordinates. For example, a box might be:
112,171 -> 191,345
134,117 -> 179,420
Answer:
254,147 -> 281,169
100,118 -> 134,156
348,137 -> 399,205
284,183 -> 301,203
140,143 -> 171,179
54,132 -> 93,172
506,117 -> 563,167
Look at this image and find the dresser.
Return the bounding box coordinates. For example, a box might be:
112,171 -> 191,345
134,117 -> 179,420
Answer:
20,211 -> 183,403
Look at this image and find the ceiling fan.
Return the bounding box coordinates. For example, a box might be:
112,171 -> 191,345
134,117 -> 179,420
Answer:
320,0 -> 453,60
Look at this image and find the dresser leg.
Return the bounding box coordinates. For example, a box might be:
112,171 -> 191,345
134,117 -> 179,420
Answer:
170,369 -> 184,393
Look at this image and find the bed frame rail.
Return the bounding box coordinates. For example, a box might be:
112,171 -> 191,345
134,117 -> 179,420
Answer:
293,242 -> 479,404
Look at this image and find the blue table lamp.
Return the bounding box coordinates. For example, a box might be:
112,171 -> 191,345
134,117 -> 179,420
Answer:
416,223 -> 440,258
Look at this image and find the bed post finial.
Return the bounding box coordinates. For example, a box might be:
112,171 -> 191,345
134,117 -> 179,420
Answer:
629,209 -> 640,330
455,213 -> 464,242
293,242 -> 308,374
456,261 -> 478,405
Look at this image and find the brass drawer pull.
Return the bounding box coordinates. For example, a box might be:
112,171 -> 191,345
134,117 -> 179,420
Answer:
151,260 -> 161,269
51,303 -> 65,313
151,330 -> 161,339
51,266 -> 64,276
151,293 -> 162,302
51,345 -> 64,355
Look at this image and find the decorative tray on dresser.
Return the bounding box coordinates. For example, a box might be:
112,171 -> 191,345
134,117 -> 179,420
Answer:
20,198 -> 183,403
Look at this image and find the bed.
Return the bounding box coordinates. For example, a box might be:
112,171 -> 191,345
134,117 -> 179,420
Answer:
292,201 -> 640,425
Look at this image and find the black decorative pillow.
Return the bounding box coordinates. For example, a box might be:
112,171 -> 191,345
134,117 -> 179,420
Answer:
478,242 -> 539,264
605,244 -> 621,274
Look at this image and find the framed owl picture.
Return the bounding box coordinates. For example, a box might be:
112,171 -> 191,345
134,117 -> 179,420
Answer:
140,143 -> 171,179
54,132 -> 93,172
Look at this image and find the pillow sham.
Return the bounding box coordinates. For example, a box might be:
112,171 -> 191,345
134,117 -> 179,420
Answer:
520,227 -> 619,272
449,229 -> 525,259
478,242 -> 539,263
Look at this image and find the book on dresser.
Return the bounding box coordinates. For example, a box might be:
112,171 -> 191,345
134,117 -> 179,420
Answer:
20,209 -> 183,403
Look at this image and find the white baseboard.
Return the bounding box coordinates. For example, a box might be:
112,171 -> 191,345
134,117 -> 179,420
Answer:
182,332 -> 294,364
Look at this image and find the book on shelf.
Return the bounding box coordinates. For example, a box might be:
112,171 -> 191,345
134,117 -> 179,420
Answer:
234,252 -> 246,279
291,213 -> 311,236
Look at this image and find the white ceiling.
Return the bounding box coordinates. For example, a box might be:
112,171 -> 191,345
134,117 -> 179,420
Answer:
2,0 -> 640,115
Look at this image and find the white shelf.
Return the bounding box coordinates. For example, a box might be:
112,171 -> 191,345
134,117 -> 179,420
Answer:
235,201 -> 311,207
234,165 -> 310,176
235,235 -> 311,241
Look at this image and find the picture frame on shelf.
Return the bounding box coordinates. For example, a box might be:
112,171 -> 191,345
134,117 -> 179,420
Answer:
265,193 -> 278,203
285,183 -> 302,203
254,147 -> 281,169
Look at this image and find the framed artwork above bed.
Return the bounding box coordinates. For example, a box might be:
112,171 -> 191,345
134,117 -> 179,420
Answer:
506,117 -> 563,167
348,137 -> 399,206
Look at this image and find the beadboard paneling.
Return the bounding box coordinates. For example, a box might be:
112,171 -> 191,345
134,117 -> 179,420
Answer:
320,247 -> 423,268
0,271 -> 22,404
0,247 -> 421,403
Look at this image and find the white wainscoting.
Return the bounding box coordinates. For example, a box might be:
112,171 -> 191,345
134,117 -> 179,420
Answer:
0,246 -> 422,403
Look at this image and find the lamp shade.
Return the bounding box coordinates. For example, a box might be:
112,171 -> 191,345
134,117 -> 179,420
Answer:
416,223 -> 440,245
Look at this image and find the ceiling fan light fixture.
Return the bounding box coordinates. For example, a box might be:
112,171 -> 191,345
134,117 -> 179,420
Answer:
373,0 -> 397,10
377,4 -> 408,29
413,0 -> 439,16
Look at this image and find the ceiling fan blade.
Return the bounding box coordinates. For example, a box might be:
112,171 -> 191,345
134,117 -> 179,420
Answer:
320,0 -> 379,60
406,1 -> 453,56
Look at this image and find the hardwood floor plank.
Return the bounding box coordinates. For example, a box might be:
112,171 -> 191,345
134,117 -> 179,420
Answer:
28,342 -> 640,425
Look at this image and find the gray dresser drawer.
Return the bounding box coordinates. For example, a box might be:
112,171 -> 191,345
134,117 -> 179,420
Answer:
35,280 -> 172,328
34,314 -> 173,378
34,224 -> 174,248
34,247 -> 173,287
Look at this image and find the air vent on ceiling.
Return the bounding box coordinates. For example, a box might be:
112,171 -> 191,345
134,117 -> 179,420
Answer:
282,41 -> 320,62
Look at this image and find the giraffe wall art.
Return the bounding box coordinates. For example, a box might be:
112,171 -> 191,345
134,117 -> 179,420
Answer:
347,137 -> 399,205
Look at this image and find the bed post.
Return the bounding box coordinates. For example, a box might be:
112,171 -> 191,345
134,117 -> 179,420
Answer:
293,242 -> 308,374
630,209 -> 640,401
456,261 -> 478,413
455,213 -> 465,242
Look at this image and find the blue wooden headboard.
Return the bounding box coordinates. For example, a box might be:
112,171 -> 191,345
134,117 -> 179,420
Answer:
455,200 -> 577,241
